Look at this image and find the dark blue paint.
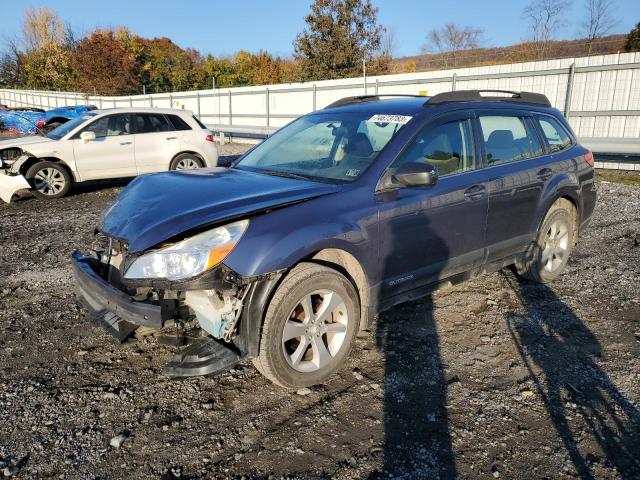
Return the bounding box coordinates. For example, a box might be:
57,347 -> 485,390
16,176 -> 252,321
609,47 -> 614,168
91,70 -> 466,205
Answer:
100,97 -> 597,308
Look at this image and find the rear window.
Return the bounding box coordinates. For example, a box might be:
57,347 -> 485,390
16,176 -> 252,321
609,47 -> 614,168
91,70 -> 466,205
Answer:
478,115 -> 543,166
537,116 -> 572,152
168,115 -> 192,131
192,115 -> 207,129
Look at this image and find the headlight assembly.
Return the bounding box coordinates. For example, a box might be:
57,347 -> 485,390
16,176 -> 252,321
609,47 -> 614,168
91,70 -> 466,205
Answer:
123,219 -> 249,281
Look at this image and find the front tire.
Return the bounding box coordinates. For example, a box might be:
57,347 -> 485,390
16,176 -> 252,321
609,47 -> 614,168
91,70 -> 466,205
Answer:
253,262 -> 360,388
516,199 -> 577,283
170,153 -> 204,170
25,161 -> 71,200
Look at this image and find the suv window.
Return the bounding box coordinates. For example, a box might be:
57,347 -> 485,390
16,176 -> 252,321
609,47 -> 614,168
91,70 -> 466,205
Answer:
537,116 -> 572,152
192,115 -> 207,129
135,114 -> 172,134
394,118 -> 475,176
168,115 -> 192,131
479,115 -> 542,165
81,114 -> 131,138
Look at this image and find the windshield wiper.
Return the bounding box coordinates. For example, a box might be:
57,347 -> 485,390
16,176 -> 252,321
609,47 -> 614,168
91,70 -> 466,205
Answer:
258,169 -> 311,181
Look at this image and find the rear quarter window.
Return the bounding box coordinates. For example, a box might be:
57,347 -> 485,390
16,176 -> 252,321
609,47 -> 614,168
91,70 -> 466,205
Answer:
192,115 -> 208,129
168,115 -> 192,131
537,116 -> 573,152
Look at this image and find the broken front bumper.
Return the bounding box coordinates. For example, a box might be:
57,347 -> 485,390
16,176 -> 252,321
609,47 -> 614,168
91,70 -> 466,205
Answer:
0,172 -> 30,203
71,251 -> 165,340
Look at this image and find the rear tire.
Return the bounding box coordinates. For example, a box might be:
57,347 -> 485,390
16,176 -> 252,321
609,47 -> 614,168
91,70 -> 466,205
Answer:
253,262 -> 359,388
25,161 -> 71,200
170,153 -> 204,170
516,198 -> 577,283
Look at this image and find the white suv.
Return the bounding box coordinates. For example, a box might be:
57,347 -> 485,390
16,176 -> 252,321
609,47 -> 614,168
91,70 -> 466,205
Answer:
0,108 -> 218,201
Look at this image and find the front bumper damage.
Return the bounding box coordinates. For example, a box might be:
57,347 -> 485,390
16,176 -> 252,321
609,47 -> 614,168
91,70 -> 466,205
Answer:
71,248 -> 283,378
0,171 -> 30,203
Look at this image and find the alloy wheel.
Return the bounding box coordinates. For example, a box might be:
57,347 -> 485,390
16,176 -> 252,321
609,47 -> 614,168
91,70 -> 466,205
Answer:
33,167 -> 66,196
542,219 -> 569,272
282,290 -> 349,373
175,157 -> 200,169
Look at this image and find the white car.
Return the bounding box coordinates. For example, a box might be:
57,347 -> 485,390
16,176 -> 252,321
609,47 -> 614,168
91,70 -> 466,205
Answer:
0,108 -> 218,202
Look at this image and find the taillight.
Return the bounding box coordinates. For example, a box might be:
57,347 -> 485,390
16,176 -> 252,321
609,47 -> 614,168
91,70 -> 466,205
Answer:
205,134 -> 214,142
584,150 -> 594,167
36,120 -> 45,127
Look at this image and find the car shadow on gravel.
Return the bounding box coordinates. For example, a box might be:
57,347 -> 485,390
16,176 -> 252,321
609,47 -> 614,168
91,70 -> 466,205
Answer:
504,272 -> 640,479
372,208 -> 457,479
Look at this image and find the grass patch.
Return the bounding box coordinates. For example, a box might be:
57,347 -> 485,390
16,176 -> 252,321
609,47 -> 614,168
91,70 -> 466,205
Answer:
596,169 -> 640,186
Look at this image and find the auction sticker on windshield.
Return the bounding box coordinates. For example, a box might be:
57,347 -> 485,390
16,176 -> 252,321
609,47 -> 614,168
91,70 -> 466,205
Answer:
368,114 -> 412,124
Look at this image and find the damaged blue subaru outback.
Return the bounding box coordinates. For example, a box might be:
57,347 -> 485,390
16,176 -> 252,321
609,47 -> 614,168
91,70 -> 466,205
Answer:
72,90 -> 596,388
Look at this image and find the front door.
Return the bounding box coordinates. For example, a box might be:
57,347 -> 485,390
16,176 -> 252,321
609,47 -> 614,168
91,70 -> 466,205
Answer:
72,113 -> 136,180
376,112 -> 489,299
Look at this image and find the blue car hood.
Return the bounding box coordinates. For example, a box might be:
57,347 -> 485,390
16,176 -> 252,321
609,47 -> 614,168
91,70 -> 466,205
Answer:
101,167 -> 340,253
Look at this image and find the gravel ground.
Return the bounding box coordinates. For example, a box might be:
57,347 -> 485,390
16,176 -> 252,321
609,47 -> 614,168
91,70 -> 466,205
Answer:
0,146 -> 639,479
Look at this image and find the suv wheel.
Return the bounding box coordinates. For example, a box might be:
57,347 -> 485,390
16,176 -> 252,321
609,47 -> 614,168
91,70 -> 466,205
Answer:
170,153 -> 204,170
253,262 -> 359,388
516,198 -> 576,283
25,161 -> 71,199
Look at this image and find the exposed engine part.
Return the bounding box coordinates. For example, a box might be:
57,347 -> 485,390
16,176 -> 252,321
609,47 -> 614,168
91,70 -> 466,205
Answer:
184,289 -> 248,339
0,148 -> 22,165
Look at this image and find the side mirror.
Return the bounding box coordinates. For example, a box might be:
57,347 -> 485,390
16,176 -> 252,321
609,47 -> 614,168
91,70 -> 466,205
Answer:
392,162 -> 438,187
80,131 -> 96,143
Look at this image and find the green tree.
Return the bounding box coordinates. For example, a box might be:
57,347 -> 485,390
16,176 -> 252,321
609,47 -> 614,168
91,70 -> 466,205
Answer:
72,30 -> 140,95
625,22 -> 640,51
293,0 -> 388,81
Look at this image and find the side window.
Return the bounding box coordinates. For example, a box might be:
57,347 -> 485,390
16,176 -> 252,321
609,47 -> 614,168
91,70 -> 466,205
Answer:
537,116 -> 572,152
135,114 -> 172,134
479,115 -> 542,165
395,118 -> 475,177
81,114 -> 130,138
168,115 -> 192,131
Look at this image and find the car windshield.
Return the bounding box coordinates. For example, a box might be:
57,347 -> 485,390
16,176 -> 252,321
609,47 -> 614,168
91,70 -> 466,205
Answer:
47,113 -> 97,140
235,111 -> 409,182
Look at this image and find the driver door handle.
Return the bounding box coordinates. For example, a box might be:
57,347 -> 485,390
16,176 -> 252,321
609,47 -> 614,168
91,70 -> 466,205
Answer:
537,167 -> 553,181
464,184 -> 486,201
120,141 -> 132,146
166,136 -> 177,140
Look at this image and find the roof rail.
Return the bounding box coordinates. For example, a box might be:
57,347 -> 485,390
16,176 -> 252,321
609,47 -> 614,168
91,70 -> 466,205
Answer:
325,94 -> 427,109
426,90 -> 551,107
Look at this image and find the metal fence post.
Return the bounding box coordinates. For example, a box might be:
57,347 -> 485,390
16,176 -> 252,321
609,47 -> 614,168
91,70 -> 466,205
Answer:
129,96 -> 133,107
169,93 -> 173,108
196,92 -> 201,119
452,73 -> 457,91
266,88 -> 270,128
228,91 -> 232,126
312,84 -> 317,111
375,78 -> 379,95
149,95 -> 153,108
564,63 -> 575,117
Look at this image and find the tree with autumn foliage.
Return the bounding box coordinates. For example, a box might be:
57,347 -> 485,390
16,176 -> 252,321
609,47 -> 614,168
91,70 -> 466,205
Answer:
72,31 -> 140,95
294,0 -> 390,80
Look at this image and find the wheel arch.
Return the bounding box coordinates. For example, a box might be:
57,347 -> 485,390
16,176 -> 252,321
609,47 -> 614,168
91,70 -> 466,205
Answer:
19,156 -> 77,182
170,151 -> 205,169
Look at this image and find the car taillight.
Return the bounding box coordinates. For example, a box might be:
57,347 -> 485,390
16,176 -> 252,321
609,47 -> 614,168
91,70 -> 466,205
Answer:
36,120 -> 45,127
584,150 -> 594,168
205,134 -> 214,142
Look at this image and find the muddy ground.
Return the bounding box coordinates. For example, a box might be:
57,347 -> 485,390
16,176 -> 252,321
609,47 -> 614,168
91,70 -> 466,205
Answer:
0,150 -> 639,479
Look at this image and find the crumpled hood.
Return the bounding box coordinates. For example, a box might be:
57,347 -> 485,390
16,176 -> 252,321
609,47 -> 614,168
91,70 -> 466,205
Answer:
0,135 -> 52,150
101,167 -> 341,252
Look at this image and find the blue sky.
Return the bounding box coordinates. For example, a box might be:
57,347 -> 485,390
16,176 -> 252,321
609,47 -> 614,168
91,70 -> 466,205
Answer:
2,0 -> 639,57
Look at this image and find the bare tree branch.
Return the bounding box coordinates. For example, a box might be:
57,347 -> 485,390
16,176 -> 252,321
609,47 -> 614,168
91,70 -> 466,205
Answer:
422,23 -> 483,67
523,0 -> 572,59
581,0 -> 617,54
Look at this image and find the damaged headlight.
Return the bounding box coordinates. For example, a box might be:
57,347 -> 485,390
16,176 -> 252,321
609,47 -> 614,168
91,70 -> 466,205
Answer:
123,220 -> 249,281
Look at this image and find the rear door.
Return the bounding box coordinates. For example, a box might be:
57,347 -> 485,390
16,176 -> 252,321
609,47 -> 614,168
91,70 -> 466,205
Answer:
376,111 -> 489,298
133,113 -> 182,174
478,110 -> 552,263
72,113 -> 136,180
